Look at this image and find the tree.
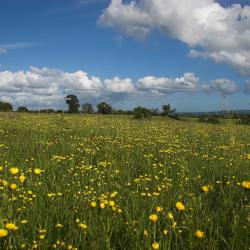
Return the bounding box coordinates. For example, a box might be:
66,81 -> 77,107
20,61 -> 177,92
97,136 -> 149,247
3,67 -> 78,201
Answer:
162,104 -> 176,117
97,102 -> 112,114
82,103 -> 94,114
0,101 -> 13,112
65,95 -> 80,114
17,106 -> 28,112
133,106 -> 152,119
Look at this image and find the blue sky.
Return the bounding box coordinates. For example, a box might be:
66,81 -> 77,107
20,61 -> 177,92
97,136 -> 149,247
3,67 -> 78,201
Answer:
0,0 -> 249,111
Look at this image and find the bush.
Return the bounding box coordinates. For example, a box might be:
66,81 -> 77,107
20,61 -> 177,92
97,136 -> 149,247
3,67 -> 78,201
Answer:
133,106 -> 152,119
198,117 -> 220,124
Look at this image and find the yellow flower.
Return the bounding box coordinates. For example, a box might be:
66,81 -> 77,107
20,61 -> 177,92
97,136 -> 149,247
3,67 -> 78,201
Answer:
156,206 -> 163,212
242,181 -> 250,189
194,230 -> 205,238
90,201 -> 97,208
0,166 -> 3,171
0,229 -> 8,238
152,242 -> 160,250
201,185 -> 209,193
19,175 -> 26,183
163,229 -> 168,235
10,183 -> 17,190
20,220 -> 28,224
34,168 -> 42,175
167,212 -> 174,220
5,223 -> 18,230
176,202 -> 185,211
55,224 -> 63,228
109,200 -> 115,207
10,167 -> 19,175
100,202 -> 105,209
143,229 -> 148,237
39,234 -> 46,240
79,223 -> 88,230
149,214 -> 158,223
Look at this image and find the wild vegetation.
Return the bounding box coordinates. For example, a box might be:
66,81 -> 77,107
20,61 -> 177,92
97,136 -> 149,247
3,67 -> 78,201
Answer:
0,113 -> 249,249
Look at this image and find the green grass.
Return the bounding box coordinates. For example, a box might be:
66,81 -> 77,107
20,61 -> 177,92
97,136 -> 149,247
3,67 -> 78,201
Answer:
0,113 -> 249,250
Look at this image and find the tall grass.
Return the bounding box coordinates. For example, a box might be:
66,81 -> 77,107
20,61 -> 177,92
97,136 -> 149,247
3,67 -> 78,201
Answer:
0,114 -> 249,249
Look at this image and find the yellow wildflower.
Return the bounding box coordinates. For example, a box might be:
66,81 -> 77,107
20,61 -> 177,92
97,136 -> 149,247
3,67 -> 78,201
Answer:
10,183 -> 17,190
90,201 -> 97,208
100,202 -> 105,209
194,230 -> 205,238
167,212 -> 174,220
201,185 -> 209,193
79,223 -> 88,230
34,168 -> 42,175
5,223 -> 18,230
156,206 -> 163,212
176,202 -> 185,211
10,167 -> 19,175
0,229 -> 8,238
149,214 -> 158,223
19,175 -> 26,183
242,181 -> 250,189
152,242 -> 160,250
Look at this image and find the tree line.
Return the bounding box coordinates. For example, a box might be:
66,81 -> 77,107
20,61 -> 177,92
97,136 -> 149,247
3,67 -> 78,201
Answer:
0,94 -> 177,119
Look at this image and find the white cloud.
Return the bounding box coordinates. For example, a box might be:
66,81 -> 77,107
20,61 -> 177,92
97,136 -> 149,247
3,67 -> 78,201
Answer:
0,48 -> 7,54
210,79 -> 239,94
99,0 -> 250,75
138,73 -> 210,93
0,42 -> 35,53
104,76 -> 136,93
0,66 -> 241,109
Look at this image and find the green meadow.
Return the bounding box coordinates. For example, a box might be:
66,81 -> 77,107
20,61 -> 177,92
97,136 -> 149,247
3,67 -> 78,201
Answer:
0,113 -> 249,250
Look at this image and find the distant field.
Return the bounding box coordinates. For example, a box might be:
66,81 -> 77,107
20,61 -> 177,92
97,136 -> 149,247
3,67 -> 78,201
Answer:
0,113 -> 249,249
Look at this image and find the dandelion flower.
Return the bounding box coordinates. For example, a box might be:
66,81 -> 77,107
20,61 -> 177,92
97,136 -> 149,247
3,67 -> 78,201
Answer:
242,181 -> 250,190
5,223 -> 18,230
201,185 -> 209,193
90,201 -> 97,208
156,206 -> 163,212
34,168 -> 42,175
149,214 -> 158,223
10,183 -> 17,190
19,175 -> 26,183
100,202 -> 105,209
10,167 -> 19,175
176,202 -> 185,211
195,230 -> 205,238
152,242 -> 160,250
0,229 -> 8,238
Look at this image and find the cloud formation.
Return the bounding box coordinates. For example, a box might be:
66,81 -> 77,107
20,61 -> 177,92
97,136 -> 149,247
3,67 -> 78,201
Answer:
99,0 -> 250,75
0,66 -> 242,109
0,42 -> 34,54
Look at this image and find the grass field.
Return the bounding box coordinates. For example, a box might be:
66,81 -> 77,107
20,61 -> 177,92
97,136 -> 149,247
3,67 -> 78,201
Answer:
0,113 -> 249,250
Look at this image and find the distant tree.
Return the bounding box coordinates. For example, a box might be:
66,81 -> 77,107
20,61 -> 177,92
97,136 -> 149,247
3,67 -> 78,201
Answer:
97,102 -> 112,114
82,103 -> 94,114
40,109 -> 55,113
133,106 -> 152,119
0,101 -> 13,112
56,110 -> 64,113
17,106 -> 28,112
162,104 -> 176,117
151,108 -> 160,116
65,95 -> 80,114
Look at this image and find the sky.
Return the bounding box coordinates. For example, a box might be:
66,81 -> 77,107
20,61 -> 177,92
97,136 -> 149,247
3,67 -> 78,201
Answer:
0,0 -> 250,112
